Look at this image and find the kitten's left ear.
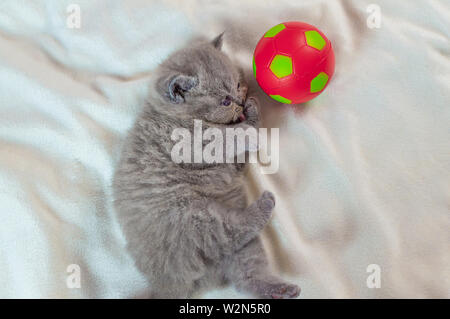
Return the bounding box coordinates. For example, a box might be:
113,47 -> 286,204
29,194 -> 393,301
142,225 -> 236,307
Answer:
165,74 -> 198,104
211,32 -> 224,50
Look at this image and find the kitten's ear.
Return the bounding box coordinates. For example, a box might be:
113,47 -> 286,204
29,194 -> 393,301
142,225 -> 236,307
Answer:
164,74 -> 198,104
211,32 -> 224,50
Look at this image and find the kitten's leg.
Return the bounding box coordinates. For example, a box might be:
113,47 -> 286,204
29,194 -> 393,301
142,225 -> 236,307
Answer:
222,190 -> 275,252
138,191 -> 275,300
225,238 -> 301,299
192,191 -> 275,260
150,278 -> 194,299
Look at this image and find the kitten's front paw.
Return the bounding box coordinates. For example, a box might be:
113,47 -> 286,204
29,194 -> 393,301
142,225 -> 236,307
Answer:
244,97 -> 260,127
237,82 -> 248,105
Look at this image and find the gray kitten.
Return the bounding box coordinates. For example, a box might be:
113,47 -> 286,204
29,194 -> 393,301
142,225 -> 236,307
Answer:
112,34 -> 300,299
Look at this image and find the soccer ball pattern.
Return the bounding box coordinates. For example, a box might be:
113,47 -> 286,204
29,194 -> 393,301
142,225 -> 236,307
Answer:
253,21 -> 335,104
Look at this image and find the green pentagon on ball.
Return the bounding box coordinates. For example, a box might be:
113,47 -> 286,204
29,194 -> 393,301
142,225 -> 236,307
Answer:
264,24 -> 286,38
305,30 -> 326,50
310,72 -> 329,93
269,55 -> 293,78
270,94 -> 292,104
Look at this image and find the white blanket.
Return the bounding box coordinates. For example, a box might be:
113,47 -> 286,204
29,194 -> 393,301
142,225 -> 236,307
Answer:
0,0 -> 449,298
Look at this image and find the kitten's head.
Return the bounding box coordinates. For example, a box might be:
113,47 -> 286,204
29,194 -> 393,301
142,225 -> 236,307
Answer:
152,34 -> 247,125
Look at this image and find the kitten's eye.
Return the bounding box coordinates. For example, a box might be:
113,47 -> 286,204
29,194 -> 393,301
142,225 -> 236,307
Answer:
237,82 -> 240,89
221,95 -> 232,106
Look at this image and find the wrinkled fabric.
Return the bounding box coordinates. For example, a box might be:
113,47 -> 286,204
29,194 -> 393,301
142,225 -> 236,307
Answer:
0,0 -> 448,298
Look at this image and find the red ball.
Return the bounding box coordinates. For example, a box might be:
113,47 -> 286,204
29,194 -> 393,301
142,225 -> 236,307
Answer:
253,21 -> 335,104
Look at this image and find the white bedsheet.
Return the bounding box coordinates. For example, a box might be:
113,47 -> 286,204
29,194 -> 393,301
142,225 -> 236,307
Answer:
0,0 -> 449,298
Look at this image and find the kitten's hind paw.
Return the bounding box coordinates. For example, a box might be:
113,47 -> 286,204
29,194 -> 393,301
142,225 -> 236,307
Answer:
247,277 -> 300,299
268,283 -> 301,299
258,191 -> 275,212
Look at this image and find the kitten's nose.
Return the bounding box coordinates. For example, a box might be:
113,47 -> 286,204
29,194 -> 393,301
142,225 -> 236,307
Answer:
232,104 -> 244,114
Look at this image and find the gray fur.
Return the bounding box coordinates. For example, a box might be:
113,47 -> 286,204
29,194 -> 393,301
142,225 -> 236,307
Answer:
112,37 -> 300,299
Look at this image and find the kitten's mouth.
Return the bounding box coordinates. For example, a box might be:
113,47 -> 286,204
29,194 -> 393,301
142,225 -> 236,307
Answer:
235,112 -> 246,123
229,106 -> 246,124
